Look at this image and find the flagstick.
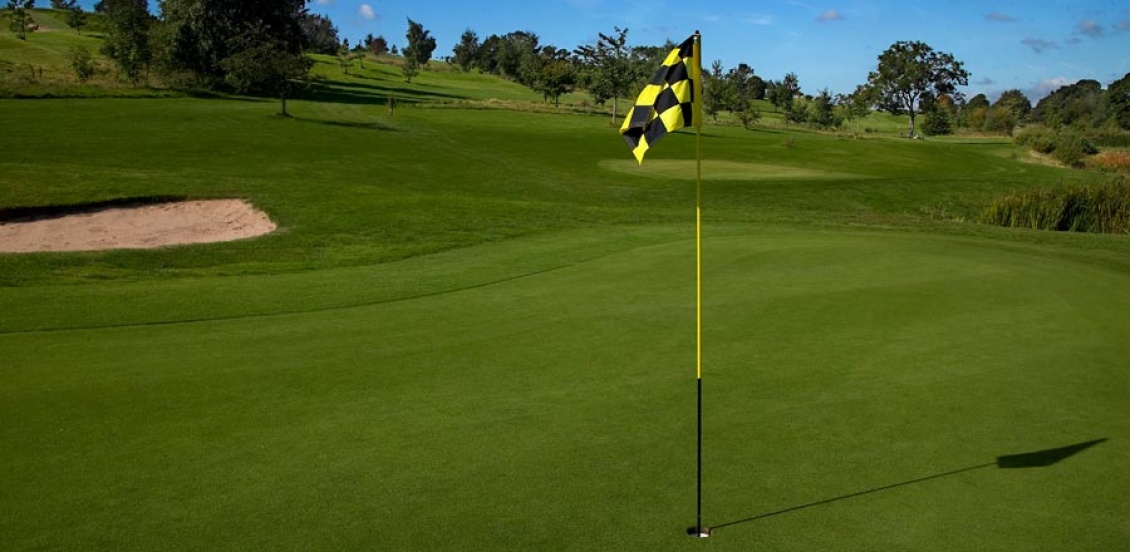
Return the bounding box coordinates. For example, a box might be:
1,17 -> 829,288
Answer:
691,30 -> 710,539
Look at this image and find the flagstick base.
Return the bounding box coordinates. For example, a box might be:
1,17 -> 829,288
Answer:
686,527 -> 711,538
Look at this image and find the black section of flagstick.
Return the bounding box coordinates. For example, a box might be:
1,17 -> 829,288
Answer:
687,377 -> 710,537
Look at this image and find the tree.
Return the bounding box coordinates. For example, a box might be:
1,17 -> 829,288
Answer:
452,28 -> 479,72
7,0 -> 36,41
806,88 -> 841,129
921,94 -> 955,136
494,30 -> 538,81
1108,73 -> 1130,130
66,4 -> 85,34
300,13 -> 339,55
767,77 -> 796,114
839,84 -> 873,133
573,27 -> 640,123
367,34 -> 388,57
221,21 -> 312,117
1033,80 -> 1103,127
101,0 -> 151,85
781,71 -> 801,99
702,60 -> 729,121
726,63 -> 761,127
866,41 -> 969,137
531,49 -> 575,106
993,89 -> 1031,123
158,0 -> 309,89
402,18 -> 436,83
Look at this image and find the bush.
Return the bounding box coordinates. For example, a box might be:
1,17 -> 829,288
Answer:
1084,127 -> 1130,148
1052,130 -> 1098,167
1015,126 -> 1056,154
67,45 -> 96,83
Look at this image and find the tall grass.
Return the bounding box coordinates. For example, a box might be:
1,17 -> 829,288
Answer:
983,176 -> 1130,233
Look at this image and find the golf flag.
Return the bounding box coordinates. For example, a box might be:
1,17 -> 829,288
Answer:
620,35 -> 700,164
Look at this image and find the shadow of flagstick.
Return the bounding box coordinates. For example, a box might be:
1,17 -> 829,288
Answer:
711,438 -> 1108,532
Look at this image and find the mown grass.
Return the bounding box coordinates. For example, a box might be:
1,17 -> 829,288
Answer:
3,39 -> 1130,551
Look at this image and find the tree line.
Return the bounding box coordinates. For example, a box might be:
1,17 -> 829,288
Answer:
8,1 -> 1129,140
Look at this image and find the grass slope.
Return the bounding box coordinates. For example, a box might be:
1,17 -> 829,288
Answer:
2,51 -> 1129,550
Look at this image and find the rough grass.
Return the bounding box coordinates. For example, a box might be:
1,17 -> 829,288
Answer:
982,177 -> 1130,234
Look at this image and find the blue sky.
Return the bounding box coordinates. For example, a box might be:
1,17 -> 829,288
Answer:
86,1 -> 1130,101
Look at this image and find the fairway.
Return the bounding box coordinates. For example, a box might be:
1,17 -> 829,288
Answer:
2,227 -> 1128,550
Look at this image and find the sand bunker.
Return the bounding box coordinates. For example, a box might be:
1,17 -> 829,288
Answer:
0,199 -> 277,253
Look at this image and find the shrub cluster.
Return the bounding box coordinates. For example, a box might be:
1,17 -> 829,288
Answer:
1014,126 -> 1098,167
982,177 -> 1130,233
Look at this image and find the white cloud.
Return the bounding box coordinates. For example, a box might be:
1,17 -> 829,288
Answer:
359,4 -> 377,20
985,11 -> 1016,22
1021,37 -> 1059,53
315,0 -> 333,4
1028,76 -> 1073,99
1077,19 -> 1103,38
817,9 -> 844,22
745,14 -> 773,25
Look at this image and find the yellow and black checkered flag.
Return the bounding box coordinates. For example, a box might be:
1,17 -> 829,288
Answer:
620,34 -> 700,164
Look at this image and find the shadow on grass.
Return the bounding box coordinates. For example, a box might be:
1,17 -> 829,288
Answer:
0,196 -> 191,223
303,80 -> 463,106
712,438 -> 1108,532
291,116 -> 400,132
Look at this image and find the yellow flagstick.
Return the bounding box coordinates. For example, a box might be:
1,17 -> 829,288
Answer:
691,30 -> 710,539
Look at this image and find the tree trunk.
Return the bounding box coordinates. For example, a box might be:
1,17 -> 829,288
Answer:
907,110 -> 916,138
612,97 -> 618,125
281,95 -> 288,117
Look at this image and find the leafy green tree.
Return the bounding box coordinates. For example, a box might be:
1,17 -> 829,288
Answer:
767,76 -> 797,114
101,0 -> 151,85
1107,73 -> 1130,130
1033,80 -> 1102,128
993,89 -> 1032,123
530,48 -> 575,106
983,106 -> 1016,135
725,63 -> 762,126
494,30 -> 537,82
574,27 -> 640,123
7,0 -> 36,41
300,13 -> 339,55
368,35 -> 388,56
781,72 -> 801,99
402,18 -> 437,83
866,41 -> 969,137
158,0 -> 309,89
702,60 -> 729,121
838,85 -> 873,133
65,4 -> 85,34
806,88 -> 841,129
221,21 -> 312,117
452,28 -> 479,72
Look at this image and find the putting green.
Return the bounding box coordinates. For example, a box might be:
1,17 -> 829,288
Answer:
598,159 -> 871,180
2,227 -> 1128,550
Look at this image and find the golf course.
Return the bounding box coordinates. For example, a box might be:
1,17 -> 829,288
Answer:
3,12 -> 1130,550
